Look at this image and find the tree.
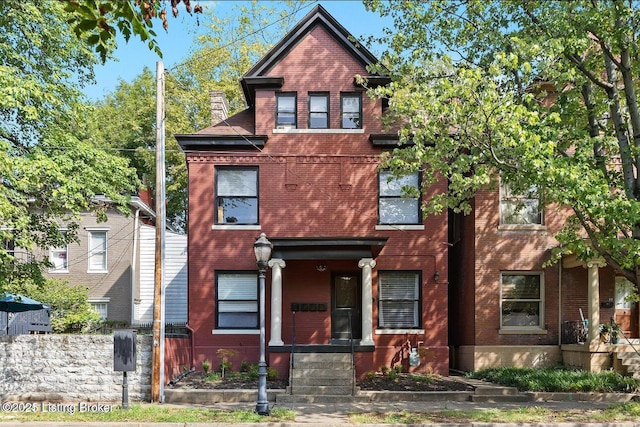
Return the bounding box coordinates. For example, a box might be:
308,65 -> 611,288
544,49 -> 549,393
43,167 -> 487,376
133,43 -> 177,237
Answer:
0,0 -> 139,290
86,1 -> 312,231
364,0 -> 640,285
63,0 -> 203,63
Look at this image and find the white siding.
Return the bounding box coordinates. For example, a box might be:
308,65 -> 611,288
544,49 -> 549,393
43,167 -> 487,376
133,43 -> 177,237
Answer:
136,225 -> 187,324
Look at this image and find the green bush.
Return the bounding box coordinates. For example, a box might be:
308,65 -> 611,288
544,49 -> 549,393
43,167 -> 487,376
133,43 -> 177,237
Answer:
469,366 -> 640,393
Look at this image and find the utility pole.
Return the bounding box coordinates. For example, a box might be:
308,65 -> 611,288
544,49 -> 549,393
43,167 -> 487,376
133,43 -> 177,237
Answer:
151,61 -> 166,403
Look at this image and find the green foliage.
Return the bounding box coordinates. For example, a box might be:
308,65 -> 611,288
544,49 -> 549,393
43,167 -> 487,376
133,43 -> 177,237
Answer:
469,366 -> 640,393
365,371 -> 376,380
0,0 -> 140,290
5,278 -> 101,333
267,366 -> 279,381
365,0 -> 640,284
63,0 -> 203,63
202,359 -> 211,374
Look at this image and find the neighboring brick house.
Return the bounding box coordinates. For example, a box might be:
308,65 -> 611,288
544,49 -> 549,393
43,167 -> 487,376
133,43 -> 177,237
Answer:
176,5 -> 449,380
449,178 -> 637,373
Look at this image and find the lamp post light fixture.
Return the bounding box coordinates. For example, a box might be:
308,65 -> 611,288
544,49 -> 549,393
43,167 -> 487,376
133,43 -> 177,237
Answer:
253,233 -> 272,416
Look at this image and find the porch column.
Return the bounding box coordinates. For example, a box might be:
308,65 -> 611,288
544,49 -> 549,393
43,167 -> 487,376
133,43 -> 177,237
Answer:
358,258 -> 376,346
586,258 -> 606,344
268,258 -> 286,346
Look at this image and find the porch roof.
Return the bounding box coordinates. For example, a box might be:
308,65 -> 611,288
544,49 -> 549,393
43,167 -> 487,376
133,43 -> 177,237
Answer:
270,237 -> 388,260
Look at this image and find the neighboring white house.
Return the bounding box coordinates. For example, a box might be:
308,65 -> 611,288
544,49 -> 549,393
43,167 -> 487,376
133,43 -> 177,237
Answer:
135,224 -> 187,324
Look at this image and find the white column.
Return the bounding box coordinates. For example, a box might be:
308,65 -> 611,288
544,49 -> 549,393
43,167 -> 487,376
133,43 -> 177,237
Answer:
358,258 -> 376,346
268,258 -> 286,346
586,258 -> 605,344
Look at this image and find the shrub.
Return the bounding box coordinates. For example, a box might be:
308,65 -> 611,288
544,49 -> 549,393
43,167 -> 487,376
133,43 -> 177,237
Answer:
202,359 -> 211,374
469,366 -> 640,393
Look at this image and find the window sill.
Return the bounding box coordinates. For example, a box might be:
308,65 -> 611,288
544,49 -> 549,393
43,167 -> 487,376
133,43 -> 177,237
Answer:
375,225 -> 425,231
212,225 -> 261,230
376,329 -> 425,335
272,128 -> 364,134
212,329 -> 259,335
499,328 -> 547,335
87,270 -> 108,274
498,224 -> 546,231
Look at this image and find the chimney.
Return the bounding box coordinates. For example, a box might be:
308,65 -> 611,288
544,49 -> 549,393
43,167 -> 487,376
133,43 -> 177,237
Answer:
210,90 -> 229,125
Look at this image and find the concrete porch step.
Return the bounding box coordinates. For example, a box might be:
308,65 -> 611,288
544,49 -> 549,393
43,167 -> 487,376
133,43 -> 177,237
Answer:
291,368 -> 353,379
290,377 -> 355,386
291,361 -> 353,370
293,353 -> 351,363
287,385 -> 356,395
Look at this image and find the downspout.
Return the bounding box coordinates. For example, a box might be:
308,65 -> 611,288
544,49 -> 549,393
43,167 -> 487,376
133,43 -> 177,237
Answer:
131,208 -> 140,324
186,323 -> 196,369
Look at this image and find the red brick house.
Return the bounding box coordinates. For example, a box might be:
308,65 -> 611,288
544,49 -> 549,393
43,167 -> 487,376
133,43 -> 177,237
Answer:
175,5 -> 449,381
448,179 -> 639,374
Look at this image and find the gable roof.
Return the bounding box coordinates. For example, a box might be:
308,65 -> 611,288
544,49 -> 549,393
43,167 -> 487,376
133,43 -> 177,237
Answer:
240,4 -> 388,107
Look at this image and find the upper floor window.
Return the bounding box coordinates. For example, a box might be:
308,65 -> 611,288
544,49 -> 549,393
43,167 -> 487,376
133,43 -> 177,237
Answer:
379,171 -> 420,224
49,245 -> 68,273
215,167 -> 258,225
500,180 -> 542,225
308,93 -> 329,129
501,272 -> 543,329
341,93 -> 361,129
3,238 -> 15,258
88,230 -> 107,272
276,93 -> 296,129
216,272 -> 258,329
378,271 -> 420,328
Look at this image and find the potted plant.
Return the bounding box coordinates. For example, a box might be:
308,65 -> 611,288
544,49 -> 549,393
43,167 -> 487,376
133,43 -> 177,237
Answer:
599,323 -> 611,343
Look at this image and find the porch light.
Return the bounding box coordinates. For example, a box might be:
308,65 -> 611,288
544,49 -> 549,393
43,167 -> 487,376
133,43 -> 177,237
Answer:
254,233 -> 273,270
253,233 -> 272,416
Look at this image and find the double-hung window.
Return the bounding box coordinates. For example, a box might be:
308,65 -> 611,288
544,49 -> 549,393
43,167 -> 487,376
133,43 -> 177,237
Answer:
276,93 -> 297,129
49,245 -> 69,273
215,167 -> 258,225
216,272 -> 258,329
501,272 -> 543,329
341,93 -> 361,129
500,180 -> 542,225
308,93 -> 329,128
87,230 -> 107,272
378,171 -> 420,224
378,271 -> 420,328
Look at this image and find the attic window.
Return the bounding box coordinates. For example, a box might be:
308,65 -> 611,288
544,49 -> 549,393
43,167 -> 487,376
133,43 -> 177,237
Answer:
341,93 -> 361,129
309,93 -> 329,128
276,93 -> 296,129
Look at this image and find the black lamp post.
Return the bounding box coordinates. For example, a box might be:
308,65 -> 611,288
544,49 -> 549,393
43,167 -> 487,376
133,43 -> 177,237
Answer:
253,233 -> 272,416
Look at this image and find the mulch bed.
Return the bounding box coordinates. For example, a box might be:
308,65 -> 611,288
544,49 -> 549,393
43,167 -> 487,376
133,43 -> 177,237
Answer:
168,370 -> 474,392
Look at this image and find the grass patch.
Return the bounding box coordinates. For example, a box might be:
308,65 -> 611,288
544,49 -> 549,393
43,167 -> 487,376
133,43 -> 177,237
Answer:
468,366 -> 640,393
349,403 -> 640,424
0,404 -> 295,423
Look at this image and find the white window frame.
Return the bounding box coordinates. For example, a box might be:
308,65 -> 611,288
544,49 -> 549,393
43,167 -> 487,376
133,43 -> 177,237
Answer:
378,271 -> 421,329
500,272 -> 544,331
215,272 -> 259,330
87,229 -> 108,273
49,245 -> 69,273
378,171 -> 421,225
90,299 -> 109,319
499,179 -> 543,226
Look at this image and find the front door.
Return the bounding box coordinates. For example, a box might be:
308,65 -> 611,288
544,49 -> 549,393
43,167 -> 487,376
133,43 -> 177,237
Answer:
331,272 -> 361,340
615,277 -> 639,338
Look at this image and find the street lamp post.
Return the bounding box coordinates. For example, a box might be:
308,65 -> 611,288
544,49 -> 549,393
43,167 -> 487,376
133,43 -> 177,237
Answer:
253,233 -> 272,416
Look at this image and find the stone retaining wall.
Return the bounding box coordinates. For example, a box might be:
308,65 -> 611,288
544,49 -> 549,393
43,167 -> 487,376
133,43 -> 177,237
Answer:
0,335 -> 152,403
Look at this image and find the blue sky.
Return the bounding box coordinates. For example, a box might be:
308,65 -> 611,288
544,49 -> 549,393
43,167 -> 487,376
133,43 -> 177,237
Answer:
83,1 -> 390,100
